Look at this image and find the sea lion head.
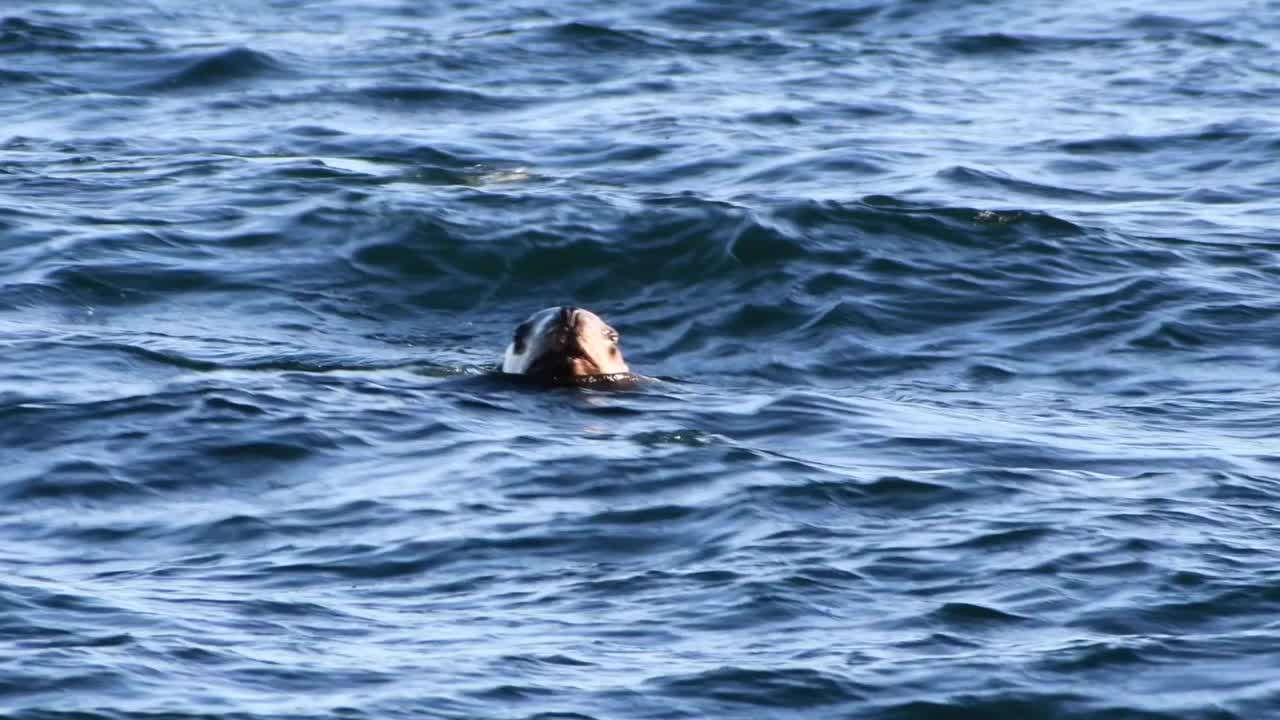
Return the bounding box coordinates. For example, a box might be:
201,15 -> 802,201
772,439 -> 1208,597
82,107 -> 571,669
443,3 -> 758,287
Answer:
501,306 -> 630,382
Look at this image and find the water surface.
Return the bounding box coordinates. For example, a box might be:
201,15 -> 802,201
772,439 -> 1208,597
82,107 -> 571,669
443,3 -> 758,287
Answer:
3,1 -> 1280,718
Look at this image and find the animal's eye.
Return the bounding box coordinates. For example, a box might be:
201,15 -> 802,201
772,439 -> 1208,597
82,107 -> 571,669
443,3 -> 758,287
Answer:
607,331 -> 620,344
512,322 -> 530,353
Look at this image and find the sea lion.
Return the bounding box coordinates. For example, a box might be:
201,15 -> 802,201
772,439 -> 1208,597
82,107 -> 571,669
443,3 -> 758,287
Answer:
501,306 -> 637,386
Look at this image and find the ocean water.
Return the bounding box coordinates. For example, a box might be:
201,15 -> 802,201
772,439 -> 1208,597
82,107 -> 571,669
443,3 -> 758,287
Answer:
3,0 -> 1280,718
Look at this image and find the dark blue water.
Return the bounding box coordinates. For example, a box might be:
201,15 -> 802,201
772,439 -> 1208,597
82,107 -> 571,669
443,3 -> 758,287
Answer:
4,1 -> 1280,718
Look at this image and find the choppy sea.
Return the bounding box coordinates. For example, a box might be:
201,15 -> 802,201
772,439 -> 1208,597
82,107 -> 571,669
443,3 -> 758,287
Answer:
4,1 -> 1280,718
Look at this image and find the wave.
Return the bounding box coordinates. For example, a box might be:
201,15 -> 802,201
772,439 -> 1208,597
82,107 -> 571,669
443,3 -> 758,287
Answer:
0,16 -> 83,52
141,47 -> 283,92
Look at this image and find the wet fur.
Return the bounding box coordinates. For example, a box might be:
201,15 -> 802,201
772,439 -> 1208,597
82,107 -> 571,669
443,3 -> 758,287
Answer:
501,306 -> 630,383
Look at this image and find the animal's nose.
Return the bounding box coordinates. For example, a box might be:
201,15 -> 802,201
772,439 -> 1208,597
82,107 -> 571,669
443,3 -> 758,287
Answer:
558,305 -> 578,328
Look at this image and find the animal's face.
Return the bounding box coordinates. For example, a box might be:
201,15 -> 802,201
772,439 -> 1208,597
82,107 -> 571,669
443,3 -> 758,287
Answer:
501,306 -> 630,379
